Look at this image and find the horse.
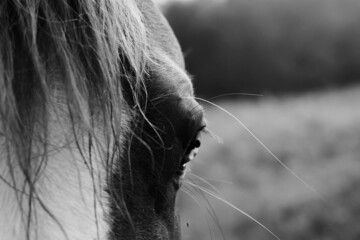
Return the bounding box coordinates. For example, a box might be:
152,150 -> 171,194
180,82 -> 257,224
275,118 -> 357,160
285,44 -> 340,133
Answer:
0,0 -> 205,239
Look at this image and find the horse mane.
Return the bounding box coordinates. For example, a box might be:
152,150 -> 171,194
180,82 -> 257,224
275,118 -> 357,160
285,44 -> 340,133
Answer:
0,0 -> 149,236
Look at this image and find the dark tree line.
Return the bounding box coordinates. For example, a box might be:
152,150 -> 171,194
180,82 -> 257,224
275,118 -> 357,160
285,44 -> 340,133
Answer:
164,0 -> 360,98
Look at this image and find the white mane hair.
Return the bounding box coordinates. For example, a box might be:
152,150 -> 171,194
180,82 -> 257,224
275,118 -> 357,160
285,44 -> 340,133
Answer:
0,0 -> 152,239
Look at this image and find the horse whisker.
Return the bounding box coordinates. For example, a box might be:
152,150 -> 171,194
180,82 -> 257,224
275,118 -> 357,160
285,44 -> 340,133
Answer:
188,173 -> 222,195
208,92 -> 264,101
185,181 -> 281,240
181,185 -> 225,240
194,97 -> 326,203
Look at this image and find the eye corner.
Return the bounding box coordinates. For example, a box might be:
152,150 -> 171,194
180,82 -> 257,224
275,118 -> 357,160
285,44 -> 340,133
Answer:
174,123 -> 205,187
177,135 -> 202,176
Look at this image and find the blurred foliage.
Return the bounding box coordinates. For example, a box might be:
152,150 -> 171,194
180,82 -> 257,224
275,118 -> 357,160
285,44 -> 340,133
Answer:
164,0 -> 360,98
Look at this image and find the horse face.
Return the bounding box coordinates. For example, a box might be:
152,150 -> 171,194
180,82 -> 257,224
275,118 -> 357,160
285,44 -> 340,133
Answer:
112,75 -> 204,239
0,0 -> 204,239
110,1 -> 205,239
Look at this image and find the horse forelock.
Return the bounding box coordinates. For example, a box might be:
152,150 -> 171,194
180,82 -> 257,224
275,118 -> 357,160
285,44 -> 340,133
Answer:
0,0 -> 152,238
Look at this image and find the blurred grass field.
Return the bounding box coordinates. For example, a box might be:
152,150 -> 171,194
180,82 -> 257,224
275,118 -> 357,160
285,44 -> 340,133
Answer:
178,86 -> 360,240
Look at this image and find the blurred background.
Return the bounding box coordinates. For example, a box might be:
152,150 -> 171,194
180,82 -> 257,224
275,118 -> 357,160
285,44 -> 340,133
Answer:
156,0 -> 360,239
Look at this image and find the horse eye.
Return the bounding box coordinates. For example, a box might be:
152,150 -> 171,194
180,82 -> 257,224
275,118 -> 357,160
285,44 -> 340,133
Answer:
176,139 -> 201,177
186,139 -> 201,160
